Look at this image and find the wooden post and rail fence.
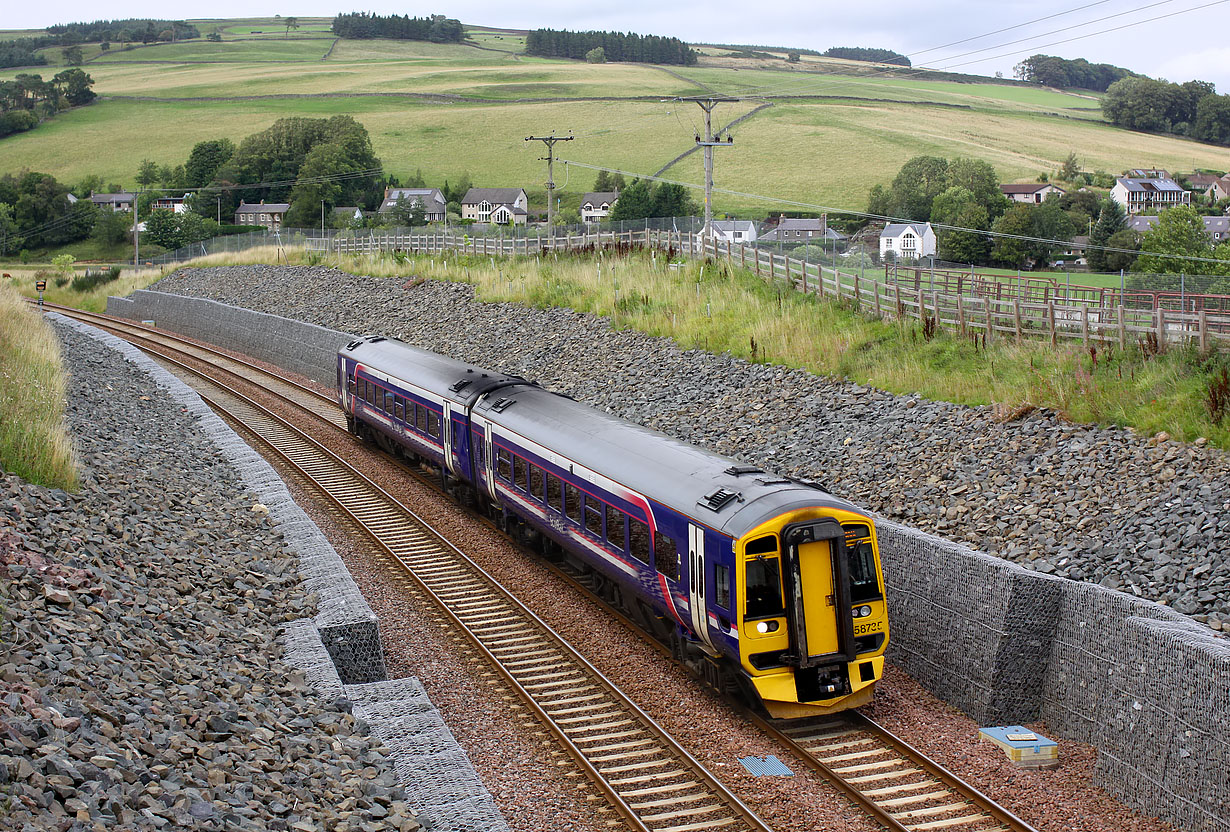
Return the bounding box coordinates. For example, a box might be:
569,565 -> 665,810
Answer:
315,229 -> 1230,352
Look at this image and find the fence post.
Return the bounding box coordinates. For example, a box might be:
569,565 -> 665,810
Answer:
874,276 -> 882,318
985,298 -> 994,344
1081,305 -> 1089,345
1199,310 -> 1208,353
1014,300 -> 1022,342
854,273 -> 861,308
1048,301 -> 1056,345
957,294 -> 966,336
917,288 -> 925,323
1118,305 -> 1127,350
1157,307 -> 1166,351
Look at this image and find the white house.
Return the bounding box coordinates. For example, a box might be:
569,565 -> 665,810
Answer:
1000,183 -> 1066,204
461,188 -> 529,225
378,188 -> 447,222
1111,177 -> 1190,215
151,194 -> 191,214
580,191 -> 618,224
696,220 -> 758,245
879,222 -> 937,260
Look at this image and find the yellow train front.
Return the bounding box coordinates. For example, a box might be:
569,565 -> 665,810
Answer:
731,505 -> 888,719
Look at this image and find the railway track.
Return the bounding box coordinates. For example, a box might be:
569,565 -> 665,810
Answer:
48,305 -> 1037,832
49,306 -> 771,832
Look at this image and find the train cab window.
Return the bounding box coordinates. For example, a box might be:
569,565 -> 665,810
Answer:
528,464 -> 545,503
844,525 -> 883,603
496,448 -> 512,482
546,475 -> 563,513
427,411 -> 441,438
394,397 -> 405,422
513,456 -> 528,492
606,505 -> 627,551
584,497 -> 604,538
628,518 -> 651,564
564,483 -> 582,524
746,535 -> 786,619
654,532 -> 680,582
715,563 -> 731,610
347,374 -> 356,396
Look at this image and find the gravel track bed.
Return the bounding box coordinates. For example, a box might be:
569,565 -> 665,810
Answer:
151,265 -> 1230,628
208,345 -> 1178,832
0,323 -> 417,831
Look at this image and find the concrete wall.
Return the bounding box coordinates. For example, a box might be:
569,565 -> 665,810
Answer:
109,290 -> 1230,832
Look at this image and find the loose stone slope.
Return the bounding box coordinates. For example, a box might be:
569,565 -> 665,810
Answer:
0,322 -> 418,830
153,265 -> 1230,626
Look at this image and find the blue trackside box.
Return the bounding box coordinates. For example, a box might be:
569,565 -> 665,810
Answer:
979,726 -> 1059,769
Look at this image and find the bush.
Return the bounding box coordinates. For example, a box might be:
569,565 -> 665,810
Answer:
69,266 -> 121,293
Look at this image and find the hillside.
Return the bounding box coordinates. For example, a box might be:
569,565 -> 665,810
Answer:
2,19 -> 1228,215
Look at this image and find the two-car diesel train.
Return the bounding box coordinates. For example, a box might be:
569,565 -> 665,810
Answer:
338,335 -> 889,719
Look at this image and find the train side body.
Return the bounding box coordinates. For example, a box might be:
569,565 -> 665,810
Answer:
338,337 -> 889,718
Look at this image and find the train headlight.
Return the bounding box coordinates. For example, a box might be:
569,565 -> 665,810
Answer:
856,605 -> 873,618
754,620 -> 780,634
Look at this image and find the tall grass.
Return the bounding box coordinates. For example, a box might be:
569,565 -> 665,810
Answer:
162,245 -> 1230,447
0,283 -> 78,490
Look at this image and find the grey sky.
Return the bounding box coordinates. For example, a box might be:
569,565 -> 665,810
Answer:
10,0 -> 1230,90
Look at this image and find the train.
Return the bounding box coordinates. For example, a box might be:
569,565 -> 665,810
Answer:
338,334 -> 889,719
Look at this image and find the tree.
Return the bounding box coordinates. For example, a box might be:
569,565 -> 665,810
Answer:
585,47 -> 605,64
990,204 -> 1036,268
1134,205 -> 1217,275
143,208 -> 179,248
946,157 -> 1005,218
185,138 -> 235,188
786,51 -> 800,63
1193,93 -> 1230,145
1103,228 -> 1139,273
52,68 -> 95,106
61,45 -> 84,66
608,178 -> 653,221
0,203 -> 20,255
1087,201 -> 1126,272
135,159 -> 160,188
930,187 -> 991,264
1059,151 -> 1080,182
93,208 -> 130,245
648,182 -> 696,218
888,156 -> 949,221
284,17 -> 300,37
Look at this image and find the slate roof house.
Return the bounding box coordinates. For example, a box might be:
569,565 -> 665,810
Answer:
378,188 -> 447,222
758,217 -> 846,245
696,220 -> 758,245
90,192 -> 136,212
879,222 -> 937,259
1000,183 -> 1066,204
234,200 -> 289,231
581,192 -> 619,224
1128,214 -> 1230,243
1206,175 -> 1230,203
461,188 -> 528,225
1111,177 -> 1190,215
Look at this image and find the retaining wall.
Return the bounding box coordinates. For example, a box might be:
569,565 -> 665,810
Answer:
107,290 -> 1230,832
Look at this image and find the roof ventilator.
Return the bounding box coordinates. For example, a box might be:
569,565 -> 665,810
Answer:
490,397 -> 516,413
449,379 -> 473,393
699,488 -> 741,512
724,465 -> 764,476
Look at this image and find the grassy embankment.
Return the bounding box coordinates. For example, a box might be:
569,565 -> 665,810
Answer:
56,245 -> 1228,448
0,282 -> 77,490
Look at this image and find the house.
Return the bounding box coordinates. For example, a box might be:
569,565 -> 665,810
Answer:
1057,235 -> 1089,266
1128,215 -> 1230,243
1181,172 -> 1222,191
879,222 -> 937,260
758,217 -> 847,245
1111,177 -> 1191,215
696,220 -> 758,245
90,192 -> 135,212
378,188 -> 447,222
1000,183 -> 1066,204
151,194 -> 190,214
233,200 -> 289,231
1127,168 -> 1170,180
461,188 -> 528,225
580,191 -> 619,224
332,206 -> 367,226
1206,175 -> 1230,203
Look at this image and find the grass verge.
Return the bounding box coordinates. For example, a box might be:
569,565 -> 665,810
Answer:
137,244 -> 1230,449
0,282 -> 78,490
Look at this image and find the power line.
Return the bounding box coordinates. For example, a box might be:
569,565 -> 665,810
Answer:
525,132 -> 573,230
560,159 -> 1229,266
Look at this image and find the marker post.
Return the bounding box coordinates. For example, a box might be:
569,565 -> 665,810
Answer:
35,278 -> 46,309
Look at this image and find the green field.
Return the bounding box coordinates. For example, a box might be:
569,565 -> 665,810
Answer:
2,18 -> 1229,216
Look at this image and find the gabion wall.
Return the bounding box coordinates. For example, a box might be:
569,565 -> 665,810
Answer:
109,291 -> 1230,832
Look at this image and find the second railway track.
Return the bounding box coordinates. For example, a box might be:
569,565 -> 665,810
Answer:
49,305 -> 1038,832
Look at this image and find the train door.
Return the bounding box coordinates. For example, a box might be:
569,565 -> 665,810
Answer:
687,524 -> 719,655
442,402 -> 455,474
782,520 -> 855,666
483,422 -> 497,501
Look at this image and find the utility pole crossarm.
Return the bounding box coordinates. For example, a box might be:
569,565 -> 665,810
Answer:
676,97 -> 737,241
525,133 -> 574,233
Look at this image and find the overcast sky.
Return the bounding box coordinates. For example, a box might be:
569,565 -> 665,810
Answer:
10,0 -> 1230,90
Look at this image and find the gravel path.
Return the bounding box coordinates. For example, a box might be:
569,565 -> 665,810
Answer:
0,322 -> 418,831
153,265 -> 1230,627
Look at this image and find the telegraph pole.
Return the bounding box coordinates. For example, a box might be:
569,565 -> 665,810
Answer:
525,132 -> 574,233
679,97 -> 736,241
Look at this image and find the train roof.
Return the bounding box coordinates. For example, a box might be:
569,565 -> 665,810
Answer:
343,336 -> 527,406
479,384 -> 860,540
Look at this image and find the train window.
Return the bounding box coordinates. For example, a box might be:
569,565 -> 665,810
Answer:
496,448 -> 512,482
385,390 -> 395,412
564,483 -> 582,524
715,563 -> 731,609
394,397 -> 405,422
528,465 -> 545,503
546,475 -> 562,513
584,498 -> 603,538
416,404 -> 427,433
654,533 -> 679,581
473,433 -> 484,470
746,535 -> 778,556
746,556 -> 786,618
606,505 -> 627,551
347,375 -> 356,396
848,540 -> 882,603
359,379 -> 369,402
628,518 -> 651,564
427,411 -> 440,438
513,456 -> 528,492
